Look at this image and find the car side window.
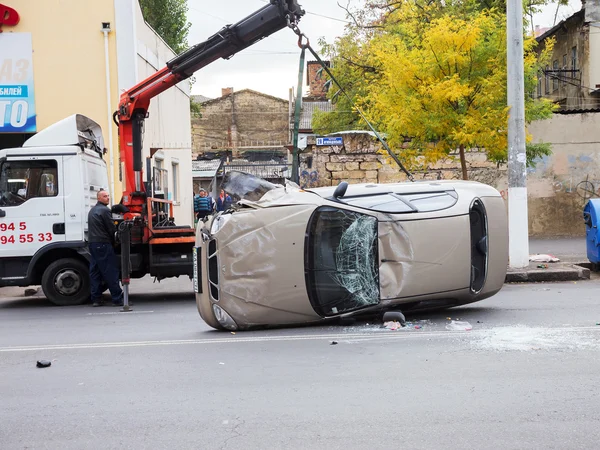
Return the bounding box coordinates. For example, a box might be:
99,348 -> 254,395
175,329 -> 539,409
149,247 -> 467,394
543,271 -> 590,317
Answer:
0,159 -> 59,207
402,191 -> 458,212
340,191 -> 457,213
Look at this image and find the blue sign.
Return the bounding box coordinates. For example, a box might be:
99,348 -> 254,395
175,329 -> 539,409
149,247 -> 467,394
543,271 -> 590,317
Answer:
0,33 -> 36,133
316,137 -> 343,146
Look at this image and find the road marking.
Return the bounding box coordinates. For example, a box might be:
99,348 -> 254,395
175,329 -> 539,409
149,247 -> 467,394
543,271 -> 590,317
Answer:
1,325 -> 599,353
86,311 -> 155,316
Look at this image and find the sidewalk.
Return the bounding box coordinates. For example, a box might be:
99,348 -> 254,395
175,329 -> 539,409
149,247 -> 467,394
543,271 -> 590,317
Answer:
506,237 -> 591,283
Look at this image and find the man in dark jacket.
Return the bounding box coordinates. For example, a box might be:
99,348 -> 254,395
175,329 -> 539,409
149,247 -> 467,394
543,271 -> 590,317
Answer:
88,190 -> 123,307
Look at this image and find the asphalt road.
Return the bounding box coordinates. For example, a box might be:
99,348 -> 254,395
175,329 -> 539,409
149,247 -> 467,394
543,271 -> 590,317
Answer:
1,278 -> 600,450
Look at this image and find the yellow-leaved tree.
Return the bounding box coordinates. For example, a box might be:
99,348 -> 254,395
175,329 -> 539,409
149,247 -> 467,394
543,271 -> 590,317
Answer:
314,3 -> 556,179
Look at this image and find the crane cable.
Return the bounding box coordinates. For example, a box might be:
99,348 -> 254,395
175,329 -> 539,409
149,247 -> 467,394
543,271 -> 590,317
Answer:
288,20 -> 415,182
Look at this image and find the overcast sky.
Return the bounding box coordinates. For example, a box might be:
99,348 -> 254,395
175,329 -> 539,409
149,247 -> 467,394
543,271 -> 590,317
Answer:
186,0 -> 583,101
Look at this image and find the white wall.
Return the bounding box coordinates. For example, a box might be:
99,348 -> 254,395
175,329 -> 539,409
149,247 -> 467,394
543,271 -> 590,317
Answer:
129,1 -> 193,226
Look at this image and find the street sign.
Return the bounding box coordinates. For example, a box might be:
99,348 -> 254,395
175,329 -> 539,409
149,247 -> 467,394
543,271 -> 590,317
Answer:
316,137 -> 343,146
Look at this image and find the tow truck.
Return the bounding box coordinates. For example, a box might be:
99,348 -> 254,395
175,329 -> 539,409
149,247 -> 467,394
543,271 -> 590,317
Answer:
0,0 -> 305,305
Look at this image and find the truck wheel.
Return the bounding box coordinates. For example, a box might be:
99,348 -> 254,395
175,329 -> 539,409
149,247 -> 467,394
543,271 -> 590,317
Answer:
41,258 -> 90,306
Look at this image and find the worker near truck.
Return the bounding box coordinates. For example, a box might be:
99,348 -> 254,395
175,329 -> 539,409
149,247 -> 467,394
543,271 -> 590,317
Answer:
88,190 -> 124,307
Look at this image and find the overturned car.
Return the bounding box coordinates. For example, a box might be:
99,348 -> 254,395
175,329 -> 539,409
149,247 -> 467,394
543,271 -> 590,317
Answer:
193,173 -> 508,331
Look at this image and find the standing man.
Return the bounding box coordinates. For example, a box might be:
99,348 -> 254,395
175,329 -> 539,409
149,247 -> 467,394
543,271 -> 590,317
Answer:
88,190 -> 123,307
194,189 -> 213,221
216,188 -> 232,212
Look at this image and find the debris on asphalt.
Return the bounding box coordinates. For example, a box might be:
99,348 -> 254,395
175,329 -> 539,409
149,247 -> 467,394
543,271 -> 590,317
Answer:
537,264 -> 548,269
230,332 -> 236,335
219,362 -> 225,365
445,320 -> 473,331
384,321 -> 404,330
382,311 -> 406,326
24,288 -> 39,296
36,360 -> 51,368
330,341 -> 338,345
530,254 -> 560,263
414,325 -> 422,329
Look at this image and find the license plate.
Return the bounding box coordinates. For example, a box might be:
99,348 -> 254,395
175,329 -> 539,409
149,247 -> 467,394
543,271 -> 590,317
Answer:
192,246 -> 202,293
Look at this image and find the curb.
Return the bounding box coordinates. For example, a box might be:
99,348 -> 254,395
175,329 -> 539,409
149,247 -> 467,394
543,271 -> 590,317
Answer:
505,262 -> 591,283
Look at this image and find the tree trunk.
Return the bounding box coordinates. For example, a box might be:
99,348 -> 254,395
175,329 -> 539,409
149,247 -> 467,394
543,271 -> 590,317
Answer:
459,144 -> 468,180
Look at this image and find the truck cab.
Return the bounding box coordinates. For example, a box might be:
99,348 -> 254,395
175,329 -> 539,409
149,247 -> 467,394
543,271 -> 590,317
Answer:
0,114 -> 109,305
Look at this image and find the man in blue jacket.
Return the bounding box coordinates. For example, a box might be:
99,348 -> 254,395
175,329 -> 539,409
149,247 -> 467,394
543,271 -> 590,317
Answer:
194,189 -> 213,220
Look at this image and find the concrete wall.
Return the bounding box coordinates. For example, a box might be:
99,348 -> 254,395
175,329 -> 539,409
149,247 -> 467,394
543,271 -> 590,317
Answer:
300,113 -> 600,237
191,89 -> 289,156
525,112 -> 600,237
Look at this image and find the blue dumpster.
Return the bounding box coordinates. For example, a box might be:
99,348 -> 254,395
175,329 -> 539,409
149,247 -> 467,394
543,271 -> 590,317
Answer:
583,199 -> 600,266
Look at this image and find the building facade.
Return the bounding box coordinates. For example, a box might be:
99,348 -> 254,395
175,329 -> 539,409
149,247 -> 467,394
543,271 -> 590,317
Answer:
191,88 -> 290,158
536,3 -> 600,110
0,0 -> 193,225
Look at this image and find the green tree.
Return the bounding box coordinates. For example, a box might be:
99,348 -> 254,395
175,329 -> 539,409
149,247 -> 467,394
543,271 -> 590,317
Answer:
314,2 -> 557,179
139,0 -> 191,54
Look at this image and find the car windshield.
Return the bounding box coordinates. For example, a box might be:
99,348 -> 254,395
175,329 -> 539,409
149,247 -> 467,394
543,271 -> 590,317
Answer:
220,170 -> 281,202
305,206 -> 380,316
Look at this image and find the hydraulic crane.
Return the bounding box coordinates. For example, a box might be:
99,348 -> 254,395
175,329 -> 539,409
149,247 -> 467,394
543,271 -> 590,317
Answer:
111,1 -> 305,290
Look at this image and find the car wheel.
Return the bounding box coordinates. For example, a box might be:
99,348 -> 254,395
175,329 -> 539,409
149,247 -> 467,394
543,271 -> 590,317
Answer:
41,258 -> 90,306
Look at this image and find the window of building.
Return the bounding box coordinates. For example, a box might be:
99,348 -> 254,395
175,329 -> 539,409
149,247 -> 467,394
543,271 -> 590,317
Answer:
172,162 -> 179,202
553,60 -> 559,91
0,159 -> 58,207
571,46 -> 577,78
562,54 -> 567,86
537,73 -> 542,98
545,65 -> 550,94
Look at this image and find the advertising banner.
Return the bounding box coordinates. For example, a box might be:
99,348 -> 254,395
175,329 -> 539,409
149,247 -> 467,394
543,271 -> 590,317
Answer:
0,33 -> 36,133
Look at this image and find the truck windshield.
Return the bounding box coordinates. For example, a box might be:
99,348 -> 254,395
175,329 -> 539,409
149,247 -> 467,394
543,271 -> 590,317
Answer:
304,206 -> 380,317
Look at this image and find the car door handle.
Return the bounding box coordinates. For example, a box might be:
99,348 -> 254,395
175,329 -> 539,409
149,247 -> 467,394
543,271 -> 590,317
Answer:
0,209 -> 5,218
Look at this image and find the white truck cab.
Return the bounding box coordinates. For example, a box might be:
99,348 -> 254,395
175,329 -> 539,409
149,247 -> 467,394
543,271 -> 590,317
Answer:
0,114 -> 109,305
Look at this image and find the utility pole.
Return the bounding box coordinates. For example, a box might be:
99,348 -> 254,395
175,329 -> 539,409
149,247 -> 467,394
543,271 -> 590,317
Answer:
506,0 -> 529,268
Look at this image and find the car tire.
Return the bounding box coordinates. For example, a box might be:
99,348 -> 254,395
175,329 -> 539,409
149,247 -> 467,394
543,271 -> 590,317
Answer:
41,258 -> 90,306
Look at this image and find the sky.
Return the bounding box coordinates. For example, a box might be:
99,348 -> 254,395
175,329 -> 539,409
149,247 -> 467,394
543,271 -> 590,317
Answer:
186,0 -> 583,101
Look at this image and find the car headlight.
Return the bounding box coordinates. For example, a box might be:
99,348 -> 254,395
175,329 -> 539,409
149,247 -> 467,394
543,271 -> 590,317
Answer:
210,214 -> 232,235
212,305 -> 238,331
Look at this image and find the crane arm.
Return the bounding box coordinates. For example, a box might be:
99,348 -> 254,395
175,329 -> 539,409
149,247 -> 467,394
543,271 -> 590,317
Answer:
116,0 -> 304,208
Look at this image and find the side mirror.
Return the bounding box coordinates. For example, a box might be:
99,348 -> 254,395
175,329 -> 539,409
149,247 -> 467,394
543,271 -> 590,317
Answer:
333,181 -> 348,199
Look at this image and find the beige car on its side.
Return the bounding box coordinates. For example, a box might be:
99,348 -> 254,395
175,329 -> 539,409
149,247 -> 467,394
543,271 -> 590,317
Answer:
193,175 -> 508,331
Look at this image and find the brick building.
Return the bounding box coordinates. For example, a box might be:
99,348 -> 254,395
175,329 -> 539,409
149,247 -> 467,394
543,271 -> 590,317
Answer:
191,88 -> 290,158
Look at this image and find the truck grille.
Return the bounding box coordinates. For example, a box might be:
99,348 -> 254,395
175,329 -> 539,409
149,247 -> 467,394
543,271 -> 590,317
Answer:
469,199 -> 488,293
208,239 -> 219,300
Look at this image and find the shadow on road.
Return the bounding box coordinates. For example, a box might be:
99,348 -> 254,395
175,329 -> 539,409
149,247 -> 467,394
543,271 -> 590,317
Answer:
0,291 -> 196,310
